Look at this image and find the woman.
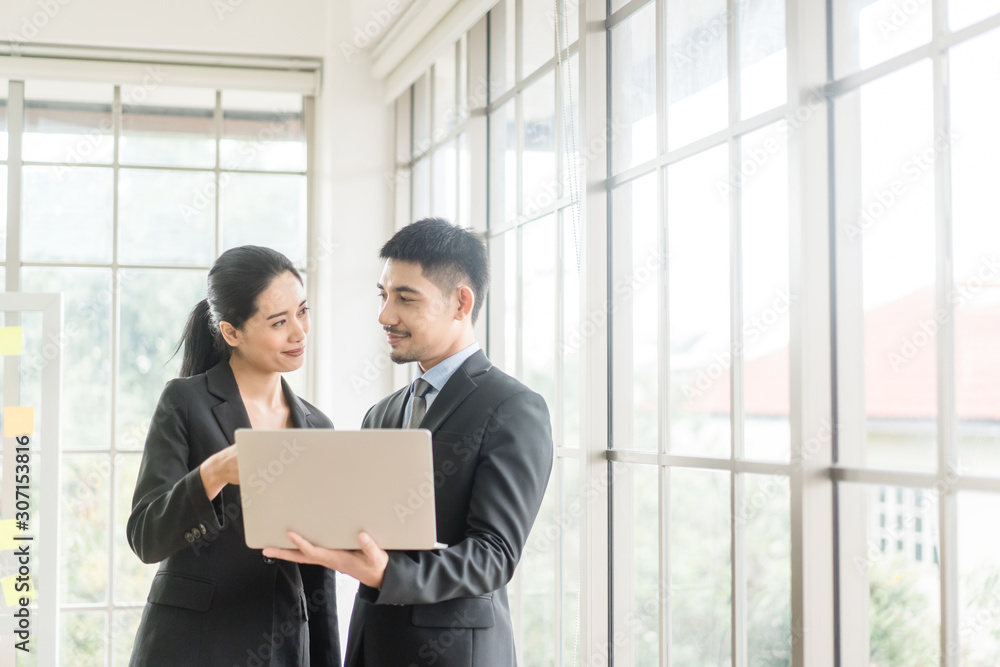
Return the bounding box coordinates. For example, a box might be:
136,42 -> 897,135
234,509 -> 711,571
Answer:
127,245 -> 340,666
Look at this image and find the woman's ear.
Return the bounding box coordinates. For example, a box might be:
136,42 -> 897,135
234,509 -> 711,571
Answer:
218,321 -> 240,348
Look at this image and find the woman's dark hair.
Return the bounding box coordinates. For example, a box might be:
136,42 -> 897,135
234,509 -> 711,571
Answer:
176,245 -> 302,377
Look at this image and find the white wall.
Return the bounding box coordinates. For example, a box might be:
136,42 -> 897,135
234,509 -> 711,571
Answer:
310,2 -> 399,428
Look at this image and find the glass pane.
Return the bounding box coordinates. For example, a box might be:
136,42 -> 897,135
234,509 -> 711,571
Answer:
61,455 -> 110,603
958,492 -> 1000,663
220,173 -> 307,265
432,141 -> 457,223
840,484 -> 940,666
521,215 -> 557,412
833,0 -> 931,78
432,47 -> 457,138
117,270 -> 206,450
613,173 -> 660,452
669,468 -> 731,665
111,610 -> 143,667
115,453 -> 156,603
120,86 -> 215,168
505,230 -> 518,370
458,132 -> 471,227
394,165 -> 411,229
515,473 -> 557,664
412,157 -> 430,221
668,146 -> 731,457
562,0 -> 579,46
21,268 -> 112,449
23,81 -> 114,164
560,53 -> 581,201
950,28 -> 1000,476
489,0 -> 517,94
396,91 -> 412,164
667,1 -> 729,149
522,72 -> 556,217
118,169 -> 215,266
523,0 -> 556,76
413,73 -> 430,157
458,35 -> 469,126
951,0 -> 1000,29
220,90 -> 304,172
0,88 -> 7,161
22,166 -> 113,263
62,612 -> 107,667
17,313 -> 45,447
856,62 -> 936,470
743,474 -> 791,664
739,0 -> 787,119
612,462 -> 660,665
488,98 -> 517,227
0,165 -> 6,258
611,2 -> 657,174
560,458 -> 582,663
562,209 -> 582,449
740,124 -> 790,462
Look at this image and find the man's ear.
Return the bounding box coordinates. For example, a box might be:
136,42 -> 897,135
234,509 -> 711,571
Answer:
455,285 -> 476,321
219,321 -> 241,347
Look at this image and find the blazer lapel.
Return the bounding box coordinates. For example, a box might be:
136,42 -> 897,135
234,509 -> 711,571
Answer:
419,350 -> 492,433
206,361 -> 252,444
384,389 -> 408,428
282,377 -> 313,428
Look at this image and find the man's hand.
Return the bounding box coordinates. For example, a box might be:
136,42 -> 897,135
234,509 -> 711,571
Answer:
263,531 -> 389,589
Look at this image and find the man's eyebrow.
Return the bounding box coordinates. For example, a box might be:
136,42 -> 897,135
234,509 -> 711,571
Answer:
265,299 -> 307,320
377,283 -> 421,295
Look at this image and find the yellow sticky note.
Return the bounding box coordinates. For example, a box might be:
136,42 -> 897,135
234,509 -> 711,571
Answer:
3,408 -> 33,438
1,575 -> 35,607
0,521 -> 18,551
0,328 -> 22,355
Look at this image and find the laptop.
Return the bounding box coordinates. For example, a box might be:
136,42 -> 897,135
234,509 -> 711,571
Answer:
235,428 -> 444,550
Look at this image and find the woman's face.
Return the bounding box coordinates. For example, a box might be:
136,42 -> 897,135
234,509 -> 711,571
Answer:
224,271 -> 309,373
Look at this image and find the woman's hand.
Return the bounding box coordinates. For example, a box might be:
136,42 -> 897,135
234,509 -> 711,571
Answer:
199,444 -> 239,501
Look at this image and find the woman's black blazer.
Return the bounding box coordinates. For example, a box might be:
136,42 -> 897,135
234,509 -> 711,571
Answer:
126,360 -> 340,666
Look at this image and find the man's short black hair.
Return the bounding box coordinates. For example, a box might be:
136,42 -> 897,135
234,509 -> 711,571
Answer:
379,218 -> 490,324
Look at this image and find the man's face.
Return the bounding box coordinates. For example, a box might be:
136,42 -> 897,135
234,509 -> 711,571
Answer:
377,259 -> 463,368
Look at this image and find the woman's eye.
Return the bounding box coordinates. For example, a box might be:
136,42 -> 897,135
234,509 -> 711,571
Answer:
273,320 -> 285,327
299,306 -> 309,316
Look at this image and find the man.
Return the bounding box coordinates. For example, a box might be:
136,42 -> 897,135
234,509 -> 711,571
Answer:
264,218 -> 554,665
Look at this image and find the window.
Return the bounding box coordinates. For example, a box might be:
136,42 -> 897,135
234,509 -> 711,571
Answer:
3,76 -> 313,665
388,0 -> 1000,664
831,0 -> 1000,662
393,37 -> 472,231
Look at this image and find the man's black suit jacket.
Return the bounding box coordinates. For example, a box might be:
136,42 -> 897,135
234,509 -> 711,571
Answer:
126,360 -> 341,666
345,350 -> 553,666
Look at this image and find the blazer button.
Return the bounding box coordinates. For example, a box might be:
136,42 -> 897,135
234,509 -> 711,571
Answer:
262,556 -> 275,565
191,528 -> 201,539
199,523 -> 207,533
184,532 -> 194,543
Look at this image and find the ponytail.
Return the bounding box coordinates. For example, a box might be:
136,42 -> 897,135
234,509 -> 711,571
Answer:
176,298 -> 228,377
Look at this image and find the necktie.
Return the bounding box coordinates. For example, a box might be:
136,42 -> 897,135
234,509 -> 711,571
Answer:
406,378 -> 433,428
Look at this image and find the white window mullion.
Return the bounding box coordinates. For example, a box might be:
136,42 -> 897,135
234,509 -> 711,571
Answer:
932,0 -> 959,662
787,1 -> 836,665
